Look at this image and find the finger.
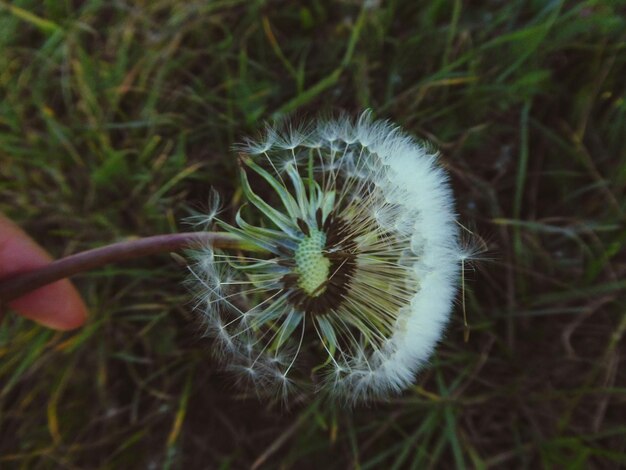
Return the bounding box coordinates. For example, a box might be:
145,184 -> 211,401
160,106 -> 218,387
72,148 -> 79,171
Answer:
0,214 -> 87,330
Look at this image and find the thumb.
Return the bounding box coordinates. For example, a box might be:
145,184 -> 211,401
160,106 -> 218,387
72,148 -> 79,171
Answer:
0,214 -> 87,330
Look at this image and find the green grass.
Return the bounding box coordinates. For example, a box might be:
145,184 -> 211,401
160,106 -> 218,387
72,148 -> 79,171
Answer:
1,0 -> 626,467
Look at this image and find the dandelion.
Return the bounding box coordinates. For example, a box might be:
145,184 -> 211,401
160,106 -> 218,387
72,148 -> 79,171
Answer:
0,111 -> 465,404
189,111 -> 463,403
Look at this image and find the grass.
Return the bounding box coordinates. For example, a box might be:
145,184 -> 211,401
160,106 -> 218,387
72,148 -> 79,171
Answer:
1,0 -> 625,467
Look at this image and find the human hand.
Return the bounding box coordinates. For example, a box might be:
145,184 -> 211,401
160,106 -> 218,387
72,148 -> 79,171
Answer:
0,213 -> 86,330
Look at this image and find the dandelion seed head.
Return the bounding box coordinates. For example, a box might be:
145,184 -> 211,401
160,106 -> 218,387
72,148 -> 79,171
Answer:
189,110 -> 465,404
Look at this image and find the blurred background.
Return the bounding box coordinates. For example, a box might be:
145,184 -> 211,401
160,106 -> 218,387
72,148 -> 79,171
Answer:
1,0 -> 625,468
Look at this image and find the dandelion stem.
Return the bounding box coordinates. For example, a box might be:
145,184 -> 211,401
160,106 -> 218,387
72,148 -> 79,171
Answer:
0,232 -> 243,303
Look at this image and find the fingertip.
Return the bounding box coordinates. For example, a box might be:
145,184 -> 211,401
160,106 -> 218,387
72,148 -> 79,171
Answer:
8,279 -> 88,330
1,214 -> 88,330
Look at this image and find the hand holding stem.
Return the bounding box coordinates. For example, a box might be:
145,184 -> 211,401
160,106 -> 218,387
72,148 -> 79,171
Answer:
0,214 -> 241,329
